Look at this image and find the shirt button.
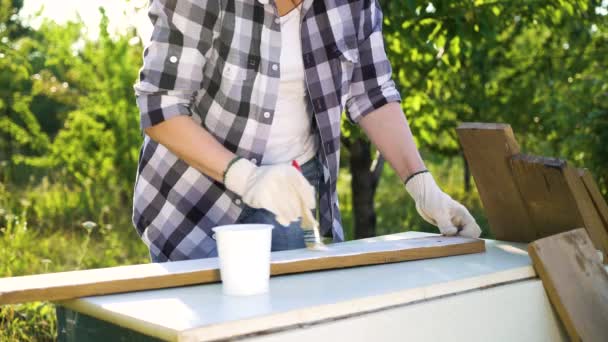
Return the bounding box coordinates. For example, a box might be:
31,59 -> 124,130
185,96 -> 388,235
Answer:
169,56 -> 178,63
235,199 -> 242,206
274,18 -> 280,24
272,64 -> 279,71
263,111 -> 271,118
251,158 -> 258,164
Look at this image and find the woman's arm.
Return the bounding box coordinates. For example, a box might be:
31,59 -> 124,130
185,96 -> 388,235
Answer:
360,102 -> 481,238
358,102 -> 425,181
145,116 -> 235,182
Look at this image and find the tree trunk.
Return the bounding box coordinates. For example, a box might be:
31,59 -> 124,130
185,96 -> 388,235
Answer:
349,138 -> 384,239
463,153 -> 471,193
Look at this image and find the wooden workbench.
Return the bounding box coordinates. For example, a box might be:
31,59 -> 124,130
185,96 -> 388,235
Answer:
55,232 -> 569,341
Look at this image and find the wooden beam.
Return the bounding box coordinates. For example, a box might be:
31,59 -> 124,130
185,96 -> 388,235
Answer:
528,228 -> 608,342
510,155 -> 608,261
0,236 -> 484,305
456,122 -> 535,242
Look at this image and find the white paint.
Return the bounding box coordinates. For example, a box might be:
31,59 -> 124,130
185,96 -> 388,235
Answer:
58,232 -> 538,341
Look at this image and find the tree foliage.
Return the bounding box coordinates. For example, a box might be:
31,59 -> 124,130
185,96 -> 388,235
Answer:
1,1 -> 607,234
377,0 -> 607,177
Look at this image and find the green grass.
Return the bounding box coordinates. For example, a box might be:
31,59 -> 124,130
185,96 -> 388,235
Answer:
0,180 -> 149,342
0,155 -> 488,341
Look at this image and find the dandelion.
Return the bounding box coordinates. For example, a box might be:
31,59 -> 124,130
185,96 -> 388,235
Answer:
81,221 -> 97,233
19,198 -> 31,208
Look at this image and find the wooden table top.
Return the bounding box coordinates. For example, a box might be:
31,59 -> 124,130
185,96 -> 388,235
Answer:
58,232 -> 535,341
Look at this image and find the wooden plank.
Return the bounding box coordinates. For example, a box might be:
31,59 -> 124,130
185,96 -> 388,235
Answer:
509,155 -> 583,238
456,122 -> 535,242
579,168 -> 608,238
528,228 -> 608,342
565,167 -> 608,263
510,155 -> 608,261
0,236 -> 484,305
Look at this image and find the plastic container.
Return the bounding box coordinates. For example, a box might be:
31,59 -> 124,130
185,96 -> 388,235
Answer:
212,224 -> 274,296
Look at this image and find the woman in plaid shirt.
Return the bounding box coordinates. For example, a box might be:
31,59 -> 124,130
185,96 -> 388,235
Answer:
133,0 -> 481,262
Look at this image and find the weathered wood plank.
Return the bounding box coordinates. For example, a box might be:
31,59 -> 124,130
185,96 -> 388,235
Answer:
565,167 -> 608,263
528,228 -> 608,342
509,155 -> 582,239
510,155 -> 608,261
456,122 -> 535,242
579,168 -> 608,238
0,236 -> 484,305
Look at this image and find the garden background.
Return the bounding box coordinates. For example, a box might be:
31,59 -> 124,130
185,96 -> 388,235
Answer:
1,0 -> 607,340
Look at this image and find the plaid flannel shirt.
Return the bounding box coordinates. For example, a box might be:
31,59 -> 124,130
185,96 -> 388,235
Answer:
133,0 -> 401,261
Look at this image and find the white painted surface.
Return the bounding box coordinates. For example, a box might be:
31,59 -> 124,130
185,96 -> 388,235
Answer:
59,232 -> 536,341
245,279 -> 568,342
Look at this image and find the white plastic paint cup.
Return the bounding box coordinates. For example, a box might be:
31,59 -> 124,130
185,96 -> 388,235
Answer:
212,224 -> 274,296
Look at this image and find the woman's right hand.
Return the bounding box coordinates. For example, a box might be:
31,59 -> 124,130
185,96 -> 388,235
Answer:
224,158 -> 317,226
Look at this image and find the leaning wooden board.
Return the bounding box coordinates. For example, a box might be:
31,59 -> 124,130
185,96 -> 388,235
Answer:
580,168 -> 608,239
528,228 -> 608,342
509,155 -> 608,261
456,122 -> 536,242
0,235 -> 484,305
458,122 -> 608,263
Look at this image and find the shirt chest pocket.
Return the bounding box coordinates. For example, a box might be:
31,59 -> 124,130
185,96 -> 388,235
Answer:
211,56 -> 256,102
221,61 -> 250,82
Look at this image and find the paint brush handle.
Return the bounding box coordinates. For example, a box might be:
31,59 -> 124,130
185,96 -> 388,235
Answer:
292,160 -> 327,251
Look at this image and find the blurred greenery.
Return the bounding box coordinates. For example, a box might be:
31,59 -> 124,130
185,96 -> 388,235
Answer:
1,0 -> 607,340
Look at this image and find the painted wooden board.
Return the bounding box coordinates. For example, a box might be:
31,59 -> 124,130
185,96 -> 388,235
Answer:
0,235 -> 484,305
511,155 -> 608,261
56,233 -> 532,342
528,228 -> 608,342
456,122 -> 536,242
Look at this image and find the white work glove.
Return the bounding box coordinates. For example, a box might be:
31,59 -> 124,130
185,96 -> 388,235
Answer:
405,171 -> 481,238
224,158 -> 317,226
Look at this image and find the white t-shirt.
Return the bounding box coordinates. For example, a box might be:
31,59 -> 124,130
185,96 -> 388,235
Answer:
261,5 -> 318,165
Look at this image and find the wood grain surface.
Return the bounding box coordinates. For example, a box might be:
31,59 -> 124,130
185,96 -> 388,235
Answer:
528,228 -> 608,342
0,235 -> 485,305
510,155 -> 608,261
456,122 -> 535,242
580,168 -> 608,239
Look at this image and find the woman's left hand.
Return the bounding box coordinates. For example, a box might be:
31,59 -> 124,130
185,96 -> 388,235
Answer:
405,172 -> 482,238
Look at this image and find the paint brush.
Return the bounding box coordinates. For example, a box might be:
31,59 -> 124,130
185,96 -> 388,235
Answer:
292,160 -> 328,251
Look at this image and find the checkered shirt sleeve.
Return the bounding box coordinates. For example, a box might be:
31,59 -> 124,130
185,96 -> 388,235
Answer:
345,0 -> 402,123
133,0 -> 215,130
